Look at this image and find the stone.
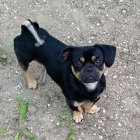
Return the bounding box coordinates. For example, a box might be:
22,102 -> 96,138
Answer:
28,105 -> 37,114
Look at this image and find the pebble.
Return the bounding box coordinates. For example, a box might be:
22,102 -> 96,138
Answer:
113,75 -> 117,79
103,109 -> 106,113
118,123 -> 122,126
99,135 -> 103,139
56,121 -> 60,126
121,9 -> 127,14
88,40 -> 92,44
28,105 -> 37,113
43,0 -> 47,2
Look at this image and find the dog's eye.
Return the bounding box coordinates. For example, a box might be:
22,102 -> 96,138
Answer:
75,60 -> 82,67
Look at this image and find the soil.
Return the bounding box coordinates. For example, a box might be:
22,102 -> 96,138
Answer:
0,0 -> 140,140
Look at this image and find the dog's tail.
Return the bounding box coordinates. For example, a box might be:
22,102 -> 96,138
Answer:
22,19 -> 44,47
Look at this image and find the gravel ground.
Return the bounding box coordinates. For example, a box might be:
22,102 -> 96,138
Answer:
0,0 -> 140,140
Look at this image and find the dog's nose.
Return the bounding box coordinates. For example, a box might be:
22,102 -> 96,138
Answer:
87,66 -> 94,73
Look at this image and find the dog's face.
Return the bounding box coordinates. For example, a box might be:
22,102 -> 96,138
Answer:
62,44 -> 116,88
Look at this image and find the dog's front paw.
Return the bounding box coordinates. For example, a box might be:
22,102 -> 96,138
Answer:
73,111 -> 83,123
85,105 -> 100,114
27,80 -> 37,89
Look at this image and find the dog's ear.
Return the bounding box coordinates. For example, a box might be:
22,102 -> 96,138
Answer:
96,44 -> 116,67
61,47 -> 74,60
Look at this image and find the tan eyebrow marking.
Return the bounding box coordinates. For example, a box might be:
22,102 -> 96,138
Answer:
80,57 -> 85,63
91,56 -> 96,62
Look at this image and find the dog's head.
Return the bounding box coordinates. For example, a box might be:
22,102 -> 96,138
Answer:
61,44 -> 116,90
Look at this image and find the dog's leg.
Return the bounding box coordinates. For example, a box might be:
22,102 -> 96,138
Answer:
83,102 -> 100,114
24,70 -> 37,89
67,102 -> 83,123
19,62 -> 37,89
73,106 -> 83,123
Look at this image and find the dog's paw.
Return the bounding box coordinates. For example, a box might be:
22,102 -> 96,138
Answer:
27,80 -> 37,89
73,111 -> 83,123
85,105 -> 100,114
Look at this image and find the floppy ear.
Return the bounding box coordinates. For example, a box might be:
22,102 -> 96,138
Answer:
61,47 -> 74,60
96,44 -> 116,67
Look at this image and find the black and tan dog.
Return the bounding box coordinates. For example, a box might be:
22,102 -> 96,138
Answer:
14,20 -> 116,123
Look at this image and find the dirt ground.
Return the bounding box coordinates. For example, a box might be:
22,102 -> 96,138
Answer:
0,0 -> 140,139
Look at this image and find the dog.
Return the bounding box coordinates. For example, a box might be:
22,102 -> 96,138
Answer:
14,20 -> 116,123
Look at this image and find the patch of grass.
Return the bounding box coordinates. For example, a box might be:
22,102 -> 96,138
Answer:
16,97 -> 30,122
64,112 -> 72,128
14,132 -> 19,140
7,40 -> 14,47
58,112 -> 74,140
15,97 -> 37,140
14,126 -> 37,140
22,126 -> 37,140
0,128 -> 9,135
0,52 -> 7,65
68,128 -> 74,140
58,112 -> 72,127
0,128 -> 13,136
16,97 -> 33,122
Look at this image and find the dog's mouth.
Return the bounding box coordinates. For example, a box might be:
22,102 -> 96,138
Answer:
71,65 -> 100,84
84,75 -> 96,83
81,75 -> 99,83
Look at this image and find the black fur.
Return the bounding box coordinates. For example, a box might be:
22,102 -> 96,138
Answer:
14,20 -> 116,112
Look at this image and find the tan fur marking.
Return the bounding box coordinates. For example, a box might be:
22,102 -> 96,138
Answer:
24,70 -> 37,89
73,106 -> 83,123
71,66 -> 80,80
80,57 -> 85,63
84,104 -> 100,114
91,56 -> 96,62
103,63 -> 106,73
83,102 -> 94,112
99,63 -> 106,78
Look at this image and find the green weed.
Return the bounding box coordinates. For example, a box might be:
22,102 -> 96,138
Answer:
0,128 -> 9,135
14,132 -> 19,140
58,112 -> 72,127
15,97 -> 37,139
58,112 -> 74,140
7,40 -> 14,47
16,97 -> 29,122
22,126 -> 37,140
0,52 -> 7,65
68,128 -> 74,140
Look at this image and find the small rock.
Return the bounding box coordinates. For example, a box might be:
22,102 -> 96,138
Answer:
121,9 -> 127,14
103,109 -> 106,114
76,27 -> 80,31
113,75 -> 117,79
56,121 -> 60,125
97,22 -> 100,26
28,105 -> 37,113
99,135 -> 103,139
118,123 -> 122,126
88,40 -> 92,44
